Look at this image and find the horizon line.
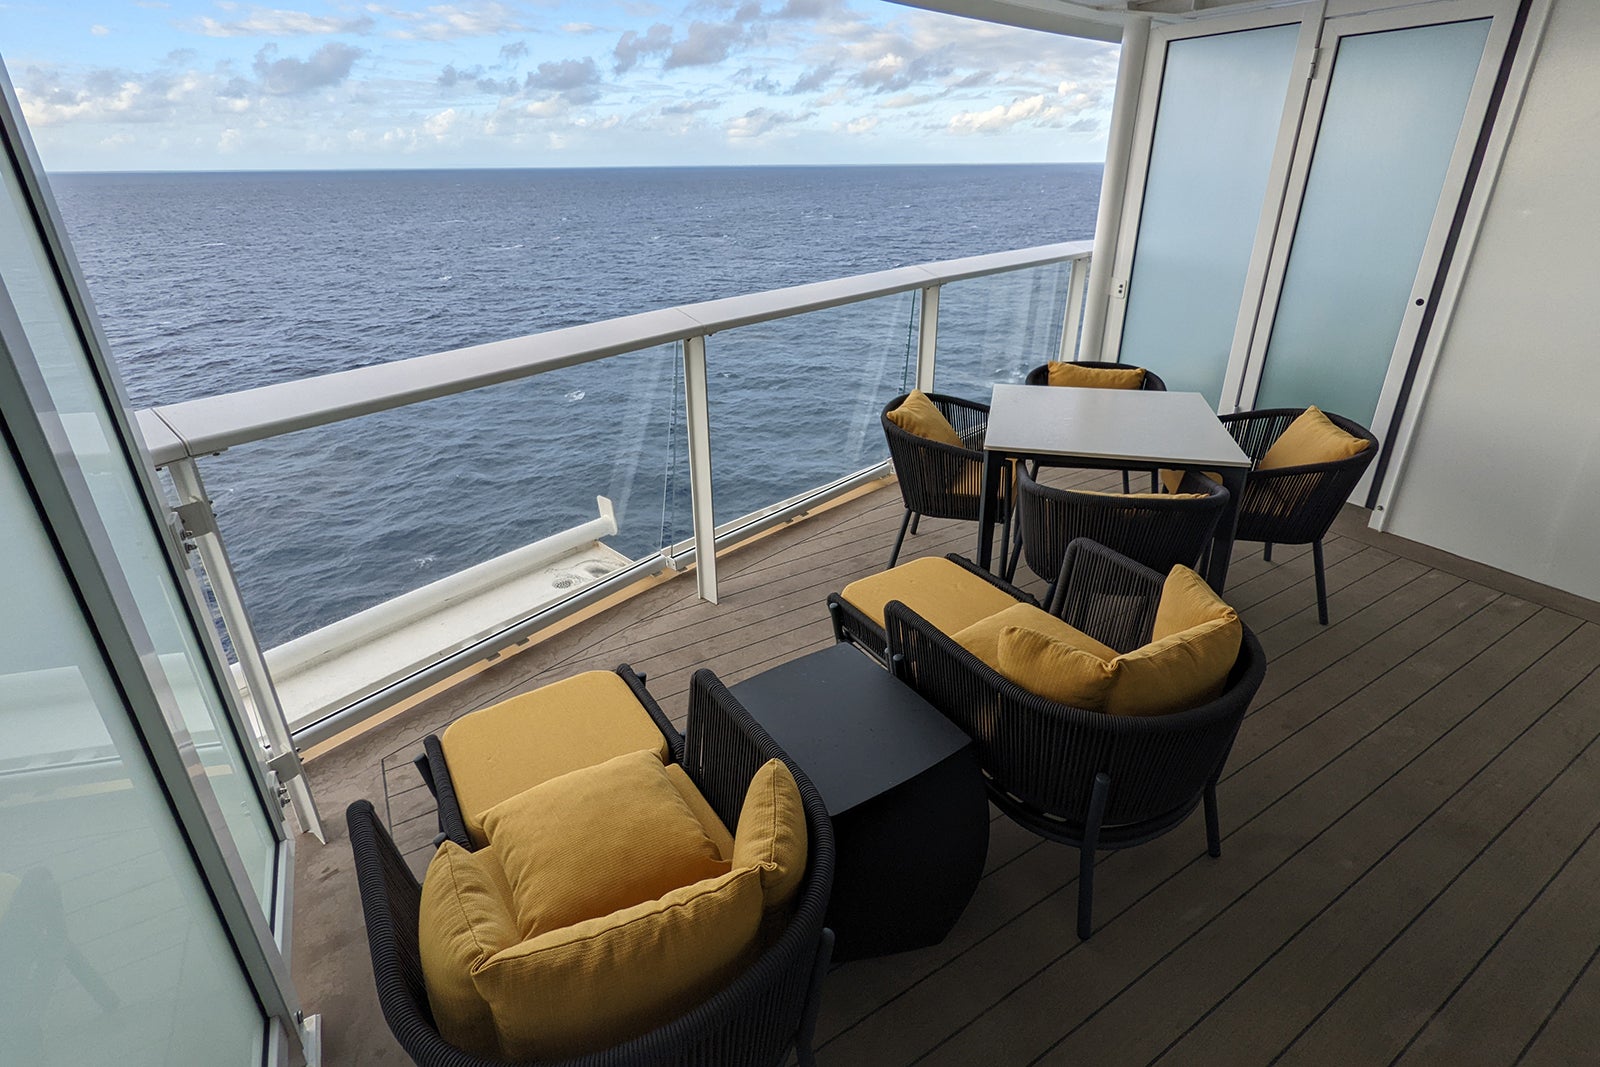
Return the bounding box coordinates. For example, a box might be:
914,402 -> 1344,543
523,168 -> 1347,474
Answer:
50,159 -> 1108,176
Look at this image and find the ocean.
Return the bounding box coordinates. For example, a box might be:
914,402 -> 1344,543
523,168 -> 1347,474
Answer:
52,165 -> 1103,648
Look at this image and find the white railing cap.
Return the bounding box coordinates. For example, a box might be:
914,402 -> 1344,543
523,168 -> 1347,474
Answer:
140,240 -> 1091,464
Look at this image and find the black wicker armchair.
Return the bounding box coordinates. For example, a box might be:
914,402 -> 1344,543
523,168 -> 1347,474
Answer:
1006,466 -> 1230,604
1024,361 -> 1168,493
1022,360 -> 1167,392
348,669 -> 835,1067
1219,408 -> 1380,624
885,539 -> 1266,940
881,391 -> 1012,571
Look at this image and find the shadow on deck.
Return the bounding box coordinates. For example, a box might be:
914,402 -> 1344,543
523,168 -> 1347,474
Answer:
292,472 -> 1600,1067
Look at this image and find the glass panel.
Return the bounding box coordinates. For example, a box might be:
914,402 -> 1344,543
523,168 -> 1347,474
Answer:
706,292 -> 918,524
201,345 -> 684,722
0,166 -> 278,907
933,263 -> 1075,402
0,445 -> 266,1065
1254,19 -> 1491,426
1118,24 -> 1301,405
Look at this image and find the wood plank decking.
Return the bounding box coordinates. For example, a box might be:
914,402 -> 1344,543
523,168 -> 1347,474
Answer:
291,472 -> 1600,1067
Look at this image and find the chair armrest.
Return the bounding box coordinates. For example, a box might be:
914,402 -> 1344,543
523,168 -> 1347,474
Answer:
422,734 -> 473,850
1048,539 -> 1163,652
617,662 -> 685,765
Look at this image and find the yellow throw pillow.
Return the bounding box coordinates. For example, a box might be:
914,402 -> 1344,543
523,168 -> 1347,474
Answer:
1046,362 -> 1147,390
664,763 -> 735,860
1105,615 -> 1242,717
482,749 -> 729,940
731,759 -> 808,912
886,390 -> 966,447
476,866 -> 765,1061
418,841 -> 521,1058
1153,565 -> 1236,641
1259,406 -> 1371,471
953,602 -> 1116,668
995,625 -> 1120,709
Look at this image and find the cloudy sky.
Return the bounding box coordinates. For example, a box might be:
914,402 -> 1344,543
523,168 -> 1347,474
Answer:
0,0 -> 1119,170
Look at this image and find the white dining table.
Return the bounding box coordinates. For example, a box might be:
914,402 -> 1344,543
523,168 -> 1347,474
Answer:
974,385 -> 1252,591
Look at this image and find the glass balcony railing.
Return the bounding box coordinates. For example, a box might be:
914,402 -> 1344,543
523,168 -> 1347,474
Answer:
135,242 -> 1093,746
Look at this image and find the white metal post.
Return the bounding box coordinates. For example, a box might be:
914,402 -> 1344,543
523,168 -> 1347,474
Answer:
1059,256 -> 1091,360
916,284 -> 940,393
1080,15 -> 1152,361
167,457 -> 326,842
681,335 -> 719,604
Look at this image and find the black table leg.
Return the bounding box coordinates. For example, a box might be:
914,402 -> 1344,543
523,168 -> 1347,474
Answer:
1207,467 -> 1249,592
974,451 -> 1003,571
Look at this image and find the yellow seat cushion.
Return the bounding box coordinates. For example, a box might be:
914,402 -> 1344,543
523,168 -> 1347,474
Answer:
441,670 -> 670,845
1105,567 -> 1242,717
840,556 -> 1022,634
476,866 -> 765,1061
886,390 -> 966,448
731,759 -> 808,912
1046,362 -> 1146,390
665,763 -> 735,860
1259,406 -> 1371,470
953,602 -> 1115,667
418,841 -> 521,1058
481,750 -> 729,940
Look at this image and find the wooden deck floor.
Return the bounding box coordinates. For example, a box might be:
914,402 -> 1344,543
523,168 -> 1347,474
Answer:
292,472 -> 1600,1067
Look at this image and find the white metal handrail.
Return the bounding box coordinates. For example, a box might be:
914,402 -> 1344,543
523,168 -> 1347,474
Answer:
135,241 -> 1092,465
145,241 -> 1094,752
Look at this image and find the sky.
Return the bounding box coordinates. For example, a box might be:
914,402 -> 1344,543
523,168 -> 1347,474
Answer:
0,0 -> 1120,170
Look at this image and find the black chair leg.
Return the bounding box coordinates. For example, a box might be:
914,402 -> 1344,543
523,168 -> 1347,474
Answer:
888,510 -> 913,568
1150,470 -> 1160,493
1203,779 -> 1222,858
909,513 -> 920,536
1078,772 -> 1110,940
1263,542 -> 1273,562
412,752 -> 437,797
795,928 -> 835,1067
1313,539 -> 1329,625
1121,470 -> 1131,494
1004,523 -> 1022,582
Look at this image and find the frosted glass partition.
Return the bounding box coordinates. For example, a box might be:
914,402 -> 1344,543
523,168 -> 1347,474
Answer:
0,449 -> 266,1065
933,262 -> 1074,402
706,291 -> 917,524
1254,19 -> 1491,426
1118,23 -> 1301,406
0,160 -> 278,907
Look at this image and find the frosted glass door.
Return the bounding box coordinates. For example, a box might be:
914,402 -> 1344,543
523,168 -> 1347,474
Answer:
1115,23 -> 1301,406
1252,19 -> 1492,425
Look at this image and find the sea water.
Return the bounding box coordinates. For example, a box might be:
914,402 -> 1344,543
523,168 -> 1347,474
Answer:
53,165 -> 1102,646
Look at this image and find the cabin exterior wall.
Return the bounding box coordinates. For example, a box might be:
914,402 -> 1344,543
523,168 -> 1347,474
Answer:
1383,0 -> 1600,601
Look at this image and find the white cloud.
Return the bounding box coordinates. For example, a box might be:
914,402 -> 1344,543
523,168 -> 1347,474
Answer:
840,115 -> 877,134
195,8 -> 374,37
947,93 -> 1060,135
91,25 -> 111,37
726,107 -> 811,140
380,2 -> 526,41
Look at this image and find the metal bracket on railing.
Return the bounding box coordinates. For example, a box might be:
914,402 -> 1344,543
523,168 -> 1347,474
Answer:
167,457 -> 327,843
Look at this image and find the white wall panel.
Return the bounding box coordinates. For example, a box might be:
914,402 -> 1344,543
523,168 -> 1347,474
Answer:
1384,0 -> 1600,600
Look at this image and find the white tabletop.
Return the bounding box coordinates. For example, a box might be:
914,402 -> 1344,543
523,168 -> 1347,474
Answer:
983,384 -> 1251,469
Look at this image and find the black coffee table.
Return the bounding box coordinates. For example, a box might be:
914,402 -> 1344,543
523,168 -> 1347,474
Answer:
731,643 -> 989,961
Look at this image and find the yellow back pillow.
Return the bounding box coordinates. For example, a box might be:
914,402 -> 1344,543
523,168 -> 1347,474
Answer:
1046,362 -> 1146,390
1259,406 -> 1370,470
886,390 -> 966,447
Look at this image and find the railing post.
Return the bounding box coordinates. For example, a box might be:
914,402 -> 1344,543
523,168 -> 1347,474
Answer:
167,457 -> 326,842
916,284 -> 940,393
681,335 -> 719,604
1059,256 -> 1091,361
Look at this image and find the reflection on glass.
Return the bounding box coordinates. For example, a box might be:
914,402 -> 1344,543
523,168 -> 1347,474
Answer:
0,449 -> 265,1064
934,263 -> 1074,402
1118,23 -> 1301,405
706,291 -> 919,524
0,165 -> 278,907
1254,19 -> 1491,426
